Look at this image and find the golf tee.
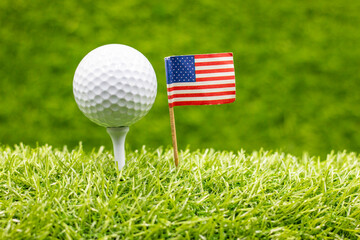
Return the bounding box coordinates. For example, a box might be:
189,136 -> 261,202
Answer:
106,127 -> 129,171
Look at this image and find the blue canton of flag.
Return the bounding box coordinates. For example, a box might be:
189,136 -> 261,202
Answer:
165,55 -> 196,84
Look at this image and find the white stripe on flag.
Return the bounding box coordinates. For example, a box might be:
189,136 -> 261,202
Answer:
196,72 -> 235,78
167,87 -> 236,96
168,94 -> 236,103
167,80 -> 235,88
195,64 -> 234,70
194,57 -> 233,62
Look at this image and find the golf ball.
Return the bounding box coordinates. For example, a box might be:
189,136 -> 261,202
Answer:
73,44 -> 157,127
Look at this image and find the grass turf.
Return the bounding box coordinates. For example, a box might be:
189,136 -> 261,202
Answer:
0,144 -> 359,239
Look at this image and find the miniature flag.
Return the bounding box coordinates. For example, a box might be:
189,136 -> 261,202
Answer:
165,53 -> 236,107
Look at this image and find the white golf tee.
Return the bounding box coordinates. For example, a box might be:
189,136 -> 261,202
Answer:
106,127 -> 129,171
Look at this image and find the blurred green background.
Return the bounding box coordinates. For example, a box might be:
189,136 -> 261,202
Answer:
1,0 -> 359,157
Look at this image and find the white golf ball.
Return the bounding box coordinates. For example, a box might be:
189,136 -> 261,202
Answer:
73,44 -> 157,127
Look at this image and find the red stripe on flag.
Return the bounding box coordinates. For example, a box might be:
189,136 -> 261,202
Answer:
196,75 -> 235,82
168,91 -> 236,100
194,53 -> 233,59
169,98 -> 235,107
195,60 -> 233,66
167,83 -> 236,92
195,68 -> 234,74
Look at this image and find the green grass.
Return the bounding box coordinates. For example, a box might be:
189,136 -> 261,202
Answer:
0,144 -> 359,239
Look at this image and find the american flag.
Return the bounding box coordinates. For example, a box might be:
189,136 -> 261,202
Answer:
165,53 -> 236,107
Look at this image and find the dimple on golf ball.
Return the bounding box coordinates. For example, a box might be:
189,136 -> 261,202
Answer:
73,44 -> 157,127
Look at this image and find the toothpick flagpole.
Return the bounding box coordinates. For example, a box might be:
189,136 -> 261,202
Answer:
168,106 -> 179,167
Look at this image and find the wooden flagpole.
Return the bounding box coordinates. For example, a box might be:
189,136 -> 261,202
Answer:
168,106 -> 179,167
